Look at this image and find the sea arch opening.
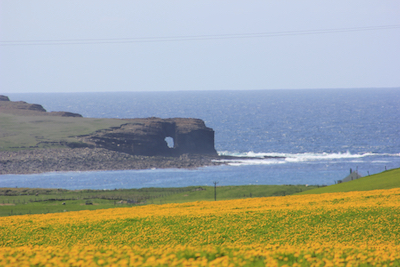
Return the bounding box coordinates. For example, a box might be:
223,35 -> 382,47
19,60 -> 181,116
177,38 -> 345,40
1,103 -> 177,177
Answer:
165,136 -> 174,148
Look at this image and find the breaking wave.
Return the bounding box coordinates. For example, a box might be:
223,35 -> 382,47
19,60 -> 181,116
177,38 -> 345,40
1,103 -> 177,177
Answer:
215,151 -> 400,166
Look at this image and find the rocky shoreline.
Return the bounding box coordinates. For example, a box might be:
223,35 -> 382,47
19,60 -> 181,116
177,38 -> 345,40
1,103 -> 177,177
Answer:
0,148 -> 222,175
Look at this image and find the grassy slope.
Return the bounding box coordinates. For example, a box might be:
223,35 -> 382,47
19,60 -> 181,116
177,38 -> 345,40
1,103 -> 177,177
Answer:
297,167 -> 400,194
0,185 -> 318,216
1,168 -> 399,216
152,184 -> 314,204
0,113 -> 125,150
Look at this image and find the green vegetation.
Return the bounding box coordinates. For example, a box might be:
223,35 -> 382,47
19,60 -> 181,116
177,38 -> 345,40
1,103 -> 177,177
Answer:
154,184 -> 316,203
0,184 -> 318,217
0,113 -> 125,151
2,167 -> 399,217
298,167 -> 400,195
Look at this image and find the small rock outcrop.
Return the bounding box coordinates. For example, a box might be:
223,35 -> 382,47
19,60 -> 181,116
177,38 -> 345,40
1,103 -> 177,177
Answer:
48,111 -> 83,117
80,117 -> 217,156
0,95 -> 10,101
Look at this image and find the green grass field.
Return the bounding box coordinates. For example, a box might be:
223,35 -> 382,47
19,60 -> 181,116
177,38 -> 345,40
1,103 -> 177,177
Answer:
298,167 -> 400,194
0,184 -> 318,217
0,113 -> 125,150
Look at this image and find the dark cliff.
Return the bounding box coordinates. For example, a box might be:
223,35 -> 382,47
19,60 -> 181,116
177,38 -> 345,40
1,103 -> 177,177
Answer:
80,117 -> 217,156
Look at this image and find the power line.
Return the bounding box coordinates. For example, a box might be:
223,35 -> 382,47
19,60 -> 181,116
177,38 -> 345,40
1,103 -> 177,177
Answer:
1,25 -> 399,46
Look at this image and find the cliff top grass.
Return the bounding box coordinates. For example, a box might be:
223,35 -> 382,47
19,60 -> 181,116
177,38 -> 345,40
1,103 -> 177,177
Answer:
297,167 -> 400,194
0,95 -> 127,151
0,112 -> 125,151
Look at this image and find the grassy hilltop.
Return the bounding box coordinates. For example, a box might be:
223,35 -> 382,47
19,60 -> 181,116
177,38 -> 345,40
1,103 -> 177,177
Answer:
0,95 -> 129,151
298,167 -> 400,194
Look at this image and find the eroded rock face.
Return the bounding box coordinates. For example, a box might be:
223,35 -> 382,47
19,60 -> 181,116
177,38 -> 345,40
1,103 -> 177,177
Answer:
80,117 -> 217,156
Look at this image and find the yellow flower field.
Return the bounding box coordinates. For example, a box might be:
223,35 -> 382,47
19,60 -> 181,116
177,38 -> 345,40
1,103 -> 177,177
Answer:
1,188 -> 400,266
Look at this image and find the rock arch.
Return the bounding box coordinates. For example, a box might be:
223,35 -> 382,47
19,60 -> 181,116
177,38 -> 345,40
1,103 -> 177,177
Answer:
80,118 -> 217,157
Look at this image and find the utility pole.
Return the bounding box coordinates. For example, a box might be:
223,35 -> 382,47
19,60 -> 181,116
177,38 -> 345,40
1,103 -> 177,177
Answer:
213,181 -> 218,201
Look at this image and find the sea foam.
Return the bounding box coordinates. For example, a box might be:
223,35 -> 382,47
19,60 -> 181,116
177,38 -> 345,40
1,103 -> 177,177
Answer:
216,151 -> 399,166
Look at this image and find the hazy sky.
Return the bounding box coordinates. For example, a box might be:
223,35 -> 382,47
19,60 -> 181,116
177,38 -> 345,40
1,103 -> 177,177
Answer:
1,1 -> 399,93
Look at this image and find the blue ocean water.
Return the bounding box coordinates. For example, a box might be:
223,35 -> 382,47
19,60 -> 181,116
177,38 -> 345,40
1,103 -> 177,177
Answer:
2,88 -> 400,189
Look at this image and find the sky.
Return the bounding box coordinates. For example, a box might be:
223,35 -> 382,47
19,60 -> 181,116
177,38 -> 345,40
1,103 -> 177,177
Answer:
1,1 -> 399,93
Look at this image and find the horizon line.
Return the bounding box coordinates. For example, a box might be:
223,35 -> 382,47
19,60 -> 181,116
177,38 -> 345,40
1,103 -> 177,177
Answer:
3,87 -> 400,94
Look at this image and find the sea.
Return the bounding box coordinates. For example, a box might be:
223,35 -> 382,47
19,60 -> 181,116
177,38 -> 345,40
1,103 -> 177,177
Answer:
2,88 -> 400,190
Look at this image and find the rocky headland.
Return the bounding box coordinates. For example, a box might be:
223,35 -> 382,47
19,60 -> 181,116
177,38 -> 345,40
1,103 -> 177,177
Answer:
0,95 -> 221,175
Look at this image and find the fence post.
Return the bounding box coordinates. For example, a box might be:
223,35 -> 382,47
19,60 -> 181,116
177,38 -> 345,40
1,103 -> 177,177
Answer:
213,181 -> 218,201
